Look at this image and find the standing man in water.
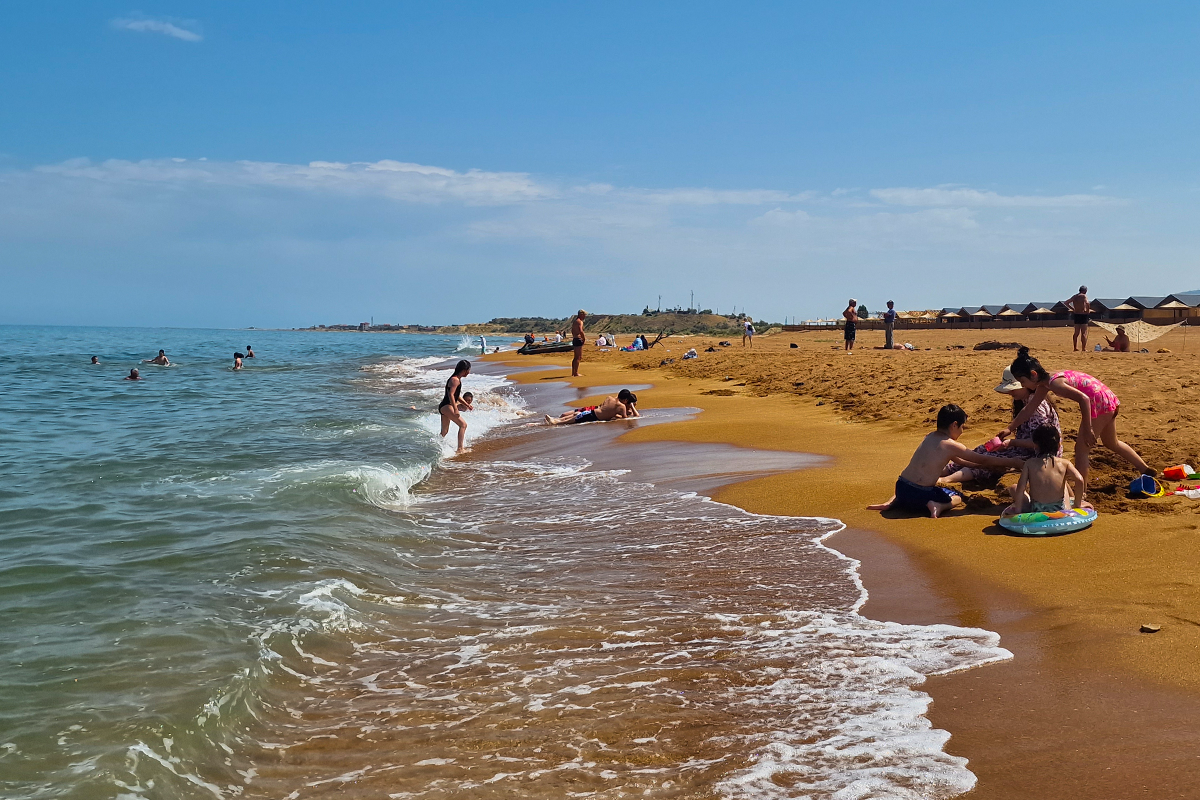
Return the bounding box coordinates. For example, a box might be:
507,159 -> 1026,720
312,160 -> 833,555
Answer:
571,309 -> 587,377
144,350 -> 170,366
245,345 -> 255,358
1066,285 -> 1091,352
479,335 -> 487,355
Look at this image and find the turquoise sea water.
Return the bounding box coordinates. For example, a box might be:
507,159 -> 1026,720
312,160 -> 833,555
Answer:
0,326 -> 1009,800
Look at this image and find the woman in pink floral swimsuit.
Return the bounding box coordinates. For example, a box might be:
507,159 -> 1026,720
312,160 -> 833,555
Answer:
1003,347 -> 1153,483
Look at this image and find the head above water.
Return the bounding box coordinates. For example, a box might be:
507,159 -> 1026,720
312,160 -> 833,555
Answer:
1010,346 -> 1050,389
158,350 -> 165,356
453,359 -> 471,376
129,368 -> 139,378
936,404 -> 967,435
1032,424 -> 1061,458
90,356 -> 99,364
617,389 -> 638,406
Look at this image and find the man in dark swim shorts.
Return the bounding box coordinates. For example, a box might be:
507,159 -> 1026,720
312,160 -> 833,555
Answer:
571,309 -> 587,377
843,299 -> 858,353
1066,285 -> 1091,352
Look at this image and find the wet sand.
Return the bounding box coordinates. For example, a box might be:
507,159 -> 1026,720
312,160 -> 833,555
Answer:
483,324 -> 1200,796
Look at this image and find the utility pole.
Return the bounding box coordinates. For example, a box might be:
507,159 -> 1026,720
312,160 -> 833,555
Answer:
658,294 -> 661,312
690,290 -> 694,311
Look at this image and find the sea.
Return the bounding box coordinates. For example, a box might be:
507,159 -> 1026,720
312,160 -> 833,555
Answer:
0,326 -> 1011,800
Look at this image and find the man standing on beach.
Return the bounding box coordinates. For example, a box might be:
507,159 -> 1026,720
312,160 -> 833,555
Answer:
843,300 -> 858,353
883,300 -> 897,350
1066,285 -> 1091,351
743,319 -> 754,348
571,310 -> 587,377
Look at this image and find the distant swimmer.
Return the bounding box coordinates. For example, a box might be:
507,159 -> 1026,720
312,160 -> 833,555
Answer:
439,359 -> 471,453
90,356 -> 99,364
144,350 -> 170,366
125,368 -> 141,381
545,389 -> 639,425
245,345 -> 255,358
233,352 -> 244,370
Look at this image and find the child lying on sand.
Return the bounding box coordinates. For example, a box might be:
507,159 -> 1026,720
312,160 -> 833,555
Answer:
545,390 -> 639,425
868,404 -> 1025,518
1002,426 -> 1091,516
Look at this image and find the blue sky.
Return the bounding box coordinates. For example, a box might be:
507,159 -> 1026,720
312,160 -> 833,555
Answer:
2,2 -> 1199,327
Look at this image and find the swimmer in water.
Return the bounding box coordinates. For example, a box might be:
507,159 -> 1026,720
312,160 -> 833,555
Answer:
125,368 -> 141,381
233,352 -> 244,370
439,360 -> 471,453
90,356 -> 99,364
245,345 -> 255,358
460,391 -> 475,411
144,350 -> 170,366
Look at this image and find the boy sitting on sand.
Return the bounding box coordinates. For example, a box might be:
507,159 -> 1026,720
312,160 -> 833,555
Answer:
1002,426 -> 1090,516
868,404 -> 1024,518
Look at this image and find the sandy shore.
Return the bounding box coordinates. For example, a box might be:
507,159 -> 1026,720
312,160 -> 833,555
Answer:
482,323 -> 1200,797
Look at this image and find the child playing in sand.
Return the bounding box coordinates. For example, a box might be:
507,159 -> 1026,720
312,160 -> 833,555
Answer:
1002,426 -> 1090,517
868,405 -> 1025,518
1002,347 -> 1154,484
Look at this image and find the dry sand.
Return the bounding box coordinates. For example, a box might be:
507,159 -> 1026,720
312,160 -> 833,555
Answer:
484,323 -> 1200,797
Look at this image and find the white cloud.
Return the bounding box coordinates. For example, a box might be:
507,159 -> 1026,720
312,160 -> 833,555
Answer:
111,17 -> 202,42
869,185 -> 1122,208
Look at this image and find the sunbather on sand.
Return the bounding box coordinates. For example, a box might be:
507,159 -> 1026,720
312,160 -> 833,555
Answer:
545,390 -> 639,425
868,404 -> 1024,518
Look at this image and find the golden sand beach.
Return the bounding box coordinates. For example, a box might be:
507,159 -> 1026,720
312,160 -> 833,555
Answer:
485,323 -> 1200,798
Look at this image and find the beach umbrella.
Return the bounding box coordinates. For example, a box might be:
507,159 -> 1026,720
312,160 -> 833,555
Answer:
1158,300 -> 1190,320
1029,307 -> 1055,327
970,308 -> 993,329
998,308 -> 1023,326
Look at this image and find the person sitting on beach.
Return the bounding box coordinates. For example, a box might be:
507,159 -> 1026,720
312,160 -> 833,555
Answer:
843,300 -> 858,353
1002,425 -> 1090,517
941,367 -> 1062,485
868,404 -> 1024,518
1065,285 -> 1091,352
1104,326 -> 1130,352
245,345 -> 255,358
459,391 -> 474,411
439,359 -> 471,453
125,368 -> 141,381
144,350 -> 170,366
1003,347 -> 1154,484
90,356 -> 99,364
545,389 -> 639,425
233,352 -> 244,370
525,332 -> 536,346
553,331 -> 563,343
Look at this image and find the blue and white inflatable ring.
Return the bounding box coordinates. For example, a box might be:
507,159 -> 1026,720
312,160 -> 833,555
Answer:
999,507 -> 1098,536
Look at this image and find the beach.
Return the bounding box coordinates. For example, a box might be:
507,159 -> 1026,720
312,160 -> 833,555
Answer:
486,322 -> 1200,797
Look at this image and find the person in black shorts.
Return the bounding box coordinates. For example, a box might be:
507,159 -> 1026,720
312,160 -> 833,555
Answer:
570,309 -> 588,377
843,299 -> 858,353
1065,285 -> 1091,351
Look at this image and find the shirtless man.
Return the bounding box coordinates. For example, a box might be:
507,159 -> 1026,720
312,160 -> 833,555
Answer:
90,356 -> 100,364
144,350 -> 170,366
233,352 -> 244,370
868,404 -> 1023,518
545,389 -> 639,425
1065,285 -> 1091,351
245,345 -> 255,358
843,300 -> 858,353
571,310 -> 587,377
125,368 -> 141,381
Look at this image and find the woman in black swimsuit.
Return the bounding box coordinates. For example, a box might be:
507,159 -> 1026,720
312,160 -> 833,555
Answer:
439,360 -> 471,453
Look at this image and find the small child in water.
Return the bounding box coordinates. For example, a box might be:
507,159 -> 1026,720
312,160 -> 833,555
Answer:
459,392 -> 474,411
868,404 -> 1024,518
1003,426 -> 1090,516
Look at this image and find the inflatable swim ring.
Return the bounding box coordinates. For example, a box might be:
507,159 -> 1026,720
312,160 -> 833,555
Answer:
999,507 -> 1097,535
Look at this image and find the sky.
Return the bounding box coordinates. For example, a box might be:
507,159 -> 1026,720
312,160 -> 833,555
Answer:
2,2 -> 1200,328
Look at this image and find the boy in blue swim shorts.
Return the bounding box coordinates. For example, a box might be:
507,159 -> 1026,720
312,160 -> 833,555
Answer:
868,405 -> 1025,518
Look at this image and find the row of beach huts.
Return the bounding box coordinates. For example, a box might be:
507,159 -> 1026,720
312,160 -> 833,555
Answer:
934,293 -> 1200,326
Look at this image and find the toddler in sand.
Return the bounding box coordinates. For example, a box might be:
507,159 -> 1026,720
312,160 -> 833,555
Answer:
868,405 -> 1024,518
1003,426 -> 1090,516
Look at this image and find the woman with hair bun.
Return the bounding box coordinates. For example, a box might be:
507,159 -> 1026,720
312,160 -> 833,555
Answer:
1002,347 -> 1153,484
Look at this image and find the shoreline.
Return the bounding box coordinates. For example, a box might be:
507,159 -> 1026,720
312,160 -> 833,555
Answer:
479,331 -> 1200,797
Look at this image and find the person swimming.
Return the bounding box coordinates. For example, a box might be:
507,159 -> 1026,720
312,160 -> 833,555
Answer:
245,345 -> 255,358
233,352 -> 244,370
144,350 -> 170,366
125,368 -> 141,381
90,356 -> 99,364
439,360 -> 471,453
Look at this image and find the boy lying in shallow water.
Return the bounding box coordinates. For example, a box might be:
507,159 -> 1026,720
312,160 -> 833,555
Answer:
545,390 -> 639,425
868,404 -> 1024,518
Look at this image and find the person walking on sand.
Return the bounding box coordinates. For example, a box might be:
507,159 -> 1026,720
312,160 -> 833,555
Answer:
439,360 -> 471,453
742,319 -> 754,348
571,310 -> 587,377
882,301 -> 897,350
1003,347 -> 1154,485
843,300 -> 858,353
1066,285 -> 1091,352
